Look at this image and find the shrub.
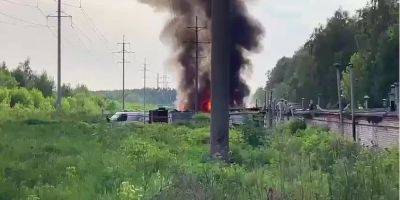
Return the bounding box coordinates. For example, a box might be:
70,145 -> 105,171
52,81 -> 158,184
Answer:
9,87 -> 33,107
0,69 -> 18,88
286,118 -> 307,134
237,119 -> 267,147
122,138 -> 177,174
0,88 -> 10,104
30,89 -> 45,108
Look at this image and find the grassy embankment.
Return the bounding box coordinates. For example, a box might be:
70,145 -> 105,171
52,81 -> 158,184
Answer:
0,117 -> 398,199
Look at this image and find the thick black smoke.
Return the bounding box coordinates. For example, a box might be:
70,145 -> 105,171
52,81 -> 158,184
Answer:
138,0 -> 264,110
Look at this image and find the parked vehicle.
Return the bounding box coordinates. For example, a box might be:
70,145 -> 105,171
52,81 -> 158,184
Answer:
107,112 -> 148,124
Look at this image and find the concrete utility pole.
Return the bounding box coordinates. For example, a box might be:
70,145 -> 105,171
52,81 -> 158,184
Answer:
211,0 -> 230,161
114,35 -> 133,111
47,0 -> 72,111
317,93 -> 322,107
268,90 -> 273,128
334,63 -> 344,135
187,16 -> 208,113
160,74 -> 169,89
142,58 -> 149,124
348,63 -> 356,142
57,0 -> 61,111
156,73 -> 160,90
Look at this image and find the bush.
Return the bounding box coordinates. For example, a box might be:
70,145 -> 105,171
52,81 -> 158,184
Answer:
30,89 -> 45,108
10,87 -> 33,107
0,69 -> 18,88
286,118 -> 307,134
237,119 -> 267,147
122,137 -> 177,174
0,88 -> 10,104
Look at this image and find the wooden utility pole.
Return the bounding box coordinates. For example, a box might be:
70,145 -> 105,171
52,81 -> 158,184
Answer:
187,16 -> 208,113
210,0 -> 230,161
114,35 -> 133,111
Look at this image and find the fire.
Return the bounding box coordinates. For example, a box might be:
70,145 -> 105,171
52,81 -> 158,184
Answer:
178,103 -> 187,112
201,99 -> 212,113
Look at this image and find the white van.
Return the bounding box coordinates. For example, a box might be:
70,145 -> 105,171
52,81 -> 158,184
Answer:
107,112 -> 149,124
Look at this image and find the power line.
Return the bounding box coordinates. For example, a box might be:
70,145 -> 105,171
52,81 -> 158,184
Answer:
78,5 -> 117,60
0,1 -> 58,41
0,10 -> 48,27
0,0 -> 37,8
0,20 -> 16,25
71,21 -> 92,44
80,6 -> 109,44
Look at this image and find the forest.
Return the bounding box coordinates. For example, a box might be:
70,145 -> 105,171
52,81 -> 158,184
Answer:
259,0 -> 399,108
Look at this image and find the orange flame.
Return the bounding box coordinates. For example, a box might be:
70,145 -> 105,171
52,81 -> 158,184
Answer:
178,103 -> 187,112
201,99 -> 212,113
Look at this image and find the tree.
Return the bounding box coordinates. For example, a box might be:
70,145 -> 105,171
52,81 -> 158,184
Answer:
61,84 -> 73,97
12,58 -> 35,88
0,62 -> 7,70
267,2 -> 399,108
73,84 -> 90,94
252,87 -> 266,107
0,64 -> 18,88
33,72 -> 54,97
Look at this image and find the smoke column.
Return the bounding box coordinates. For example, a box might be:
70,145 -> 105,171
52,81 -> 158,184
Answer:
137,0 -> 264,111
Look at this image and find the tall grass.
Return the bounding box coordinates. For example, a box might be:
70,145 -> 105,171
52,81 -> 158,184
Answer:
0,118 -> 397,199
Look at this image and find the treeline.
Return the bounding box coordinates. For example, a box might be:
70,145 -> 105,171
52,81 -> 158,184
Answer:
266,0 -> 399,108
94,88 -> 177,106
0,59 -> 120,120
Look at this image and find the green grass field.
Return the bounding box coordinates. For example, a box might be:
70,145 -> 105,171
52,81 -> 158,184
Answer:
0,119 -> 398,200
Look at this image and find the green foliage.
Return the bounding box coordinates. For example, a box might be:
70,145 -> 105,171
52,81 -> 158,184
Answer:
252,87 -> 266,106
118,181 -> 143,200
10,87 -> 33,107
73,84 -> 89,95
268,2 -> 399,107
0,88 -> 10,104
237,119 -> 268,147
11,59 -> 35,88
61,84 -> 74,97
5,58 -> 55,98
286,119 -> 307,134
193,113 -> 210,126
33,72 -> 54,97
0,86 -> 121,122
0,119 -> 397,199
0,66 -> 18,88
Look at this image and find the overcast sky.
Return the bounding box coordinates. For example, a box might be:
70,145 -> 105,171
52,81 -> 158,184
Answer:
0,0 -> 368,93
